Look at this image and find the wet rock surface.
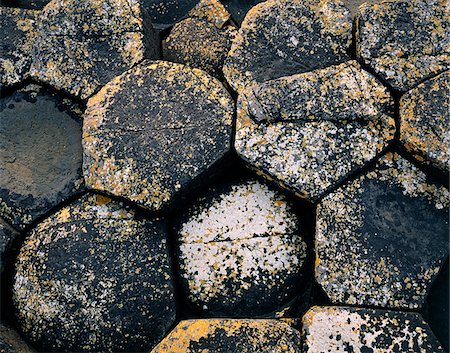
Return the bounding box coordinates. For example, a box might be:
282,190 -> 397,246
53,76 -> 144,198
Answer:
316,152 -> 449,309
13,193 -> 176,352
0,324 -> 35,353
83,60 -> 234,212
235,61 -> 395,201
153,319 -> 302,352
0,85 -> 84,230
0,219 -> 18,273
303,306 -> 445,352
356,0 -> 450,92
221,0 -> 263,25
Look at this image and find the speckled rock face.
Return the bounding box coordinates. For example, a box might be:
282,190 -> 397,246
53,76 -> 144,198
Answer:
400,71 -> 449,173
140,0 -> 197,29
30,0 -> 158,100
223,0 -> 352,93
0,324 -> 35,353
13,193 -> 176,352
302,306 -> 445,352
235,61 -> 395,201
188,0 -> 231,28
0,8 -> 37,89
356,0 -> 450,92
316,152 -> 449,309
153,319 -> 302,352
221,0 -> 263,25
175,179 -> 308,316
83,60 -> 234,212
0,220 -> 18,273
0,85 -> 84,229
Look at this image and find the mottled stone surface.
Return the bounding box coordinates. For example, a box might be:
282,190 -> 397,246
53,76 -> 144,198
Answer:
223,0 -> 352,93
0,8 -> 37,89
0,324 -> 35,353
140,0 -> 197,29
83,60 -> 234,211
235,61 -> 395,201
303,306 -> 445,352
0,0 -> 49,9
30,0 -> 158,100
13,193 -> 176,352
153,319 -> 302,352
221,0 -> 263,25
400,71 -> 449,173
356,0 -> 449,92
316,152 -> 449,309
0,219 -> 18,273
188,0 -> 231,28
0,84 -> 84,229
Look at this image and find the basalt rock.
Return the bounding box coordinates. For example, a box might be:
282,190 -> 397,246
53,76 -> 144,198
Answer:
0,219 -> 19,273
0,0 -> 49,9
0,324 -> 35,353
188,0 -> 231,28
139,0 -> 197,29
221,0 -> 264,25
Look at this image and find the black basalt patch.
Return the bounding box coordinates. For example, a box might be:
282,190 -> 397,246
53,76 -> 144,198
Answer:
0,219 -> 18,274
221,0 -> 264,25
139,0 -> 198,29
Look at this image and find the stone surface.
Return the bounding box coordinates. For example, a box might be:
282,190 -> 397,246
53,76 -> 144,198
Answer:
223,0 -> 352,93
302,306 -> 445,352
83,60 -> 234,212
188,0 -> 231,28
235,61 -> 395,201
0,0 -> 49,9
30,0 -> 158,100
342,0 -> 383,15
0,8 -> 37,89
152,319 -> 302,352
0,219 -> 19,273
0,84 -> 84,229
221,0 -> 263,25
356,0 -> 450,92
400,71 -> 449,173
139,0 -> 197,29
0,324 -> 35,353
13,193 -> 176,352
316,152 -> 449,309
175,179 -> 308,316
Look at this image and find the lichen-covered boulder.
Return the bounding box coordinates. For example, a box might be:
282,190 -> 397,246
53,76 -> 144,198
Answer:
13,193 -> 176,352
30,0 -> 158,100
223,0 -> 352,93
83,60 -> 234,212
188,0 -> 231,28
221,0 -> 264,25
235,61 -> 395,201
400,71 -> 449,173
356,0 -> 449,92
316,152 -> 449,309
0,219 -> 19,273
153,319 -> 302,352
0,324 -> 35,353
139,0 -> 198,29
302,306 -> 445,352
0,85 -> 84,229
175,179 -> 309,316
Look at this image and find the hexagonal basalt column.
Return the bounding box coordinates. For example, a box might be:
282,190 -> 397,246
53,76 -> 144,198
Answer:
235,61 -> 395,202
13,193 -> 176,352
83,60 -> 234,212
316,152 -> 449,309
356,0 -> 449,92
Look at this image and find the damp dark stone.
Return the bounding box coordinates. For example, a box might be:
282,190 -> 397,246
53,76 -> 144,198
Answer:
0,0 -> 49,9
139,0 -> 197,29
221,0 -> 263,25
0,324 -> 35,353
0,219 -> 19,273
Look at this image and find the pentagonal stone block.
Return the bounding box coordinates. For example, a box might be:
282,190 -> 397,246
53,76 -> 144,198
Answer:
221,0 -> 263,25
30,0 -> 159,100
400,71 -> 449,174
235,61 -> 395,201
0,324 -> 35,353
83,60 -> 234,211
13,193 -> 176,352
356,0 -> 449,92
223,0 -> 352,93
0,84 -> 84,229
0,219 -> 19,273
140,0 -> 197,29
302,306 -> 445,352
175,179 -> 309,316
1,8 -> 38,89
153,319 -> 302,352
316,152 -> 449,309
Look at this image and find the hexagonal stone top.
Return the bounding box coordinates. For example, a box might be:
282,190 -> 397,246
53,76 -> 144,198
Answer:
153,319 -> 302,352
83,61 -> 234,211
223,0 -> 352,93
0,84 -> 84,229
400,71 -> 449,173
356,0 -> 449,92
13,193 -> 176,352
303,306 -> 445,352
316,152 -> 449,309
30,0 -> 158,100
235,61 -> 395,202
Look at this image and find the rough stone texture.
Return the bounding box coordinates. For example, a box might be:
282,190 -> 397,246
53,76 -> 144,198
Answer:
302,306 -> 445,352
221,0 -> 263,25
0,8 -> 38,89
13,193 -> 176,352
316,152 -> 449,309
188,0 -> 231,28
175,179 -> 308,317
235,61 -> 395,201
83,60 -> 234,212
223,0 -> 352,93
342,0 -> 383,15
139,0 -> 197,29
356,0 -> 450,92
400,71 -> 449,173
0,219 -> 19,273
152,319 -> 302,352
30,0 -> 159,100
0,0 -> 49,9
0,84 -> 84,230
0,324 -> 35,353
